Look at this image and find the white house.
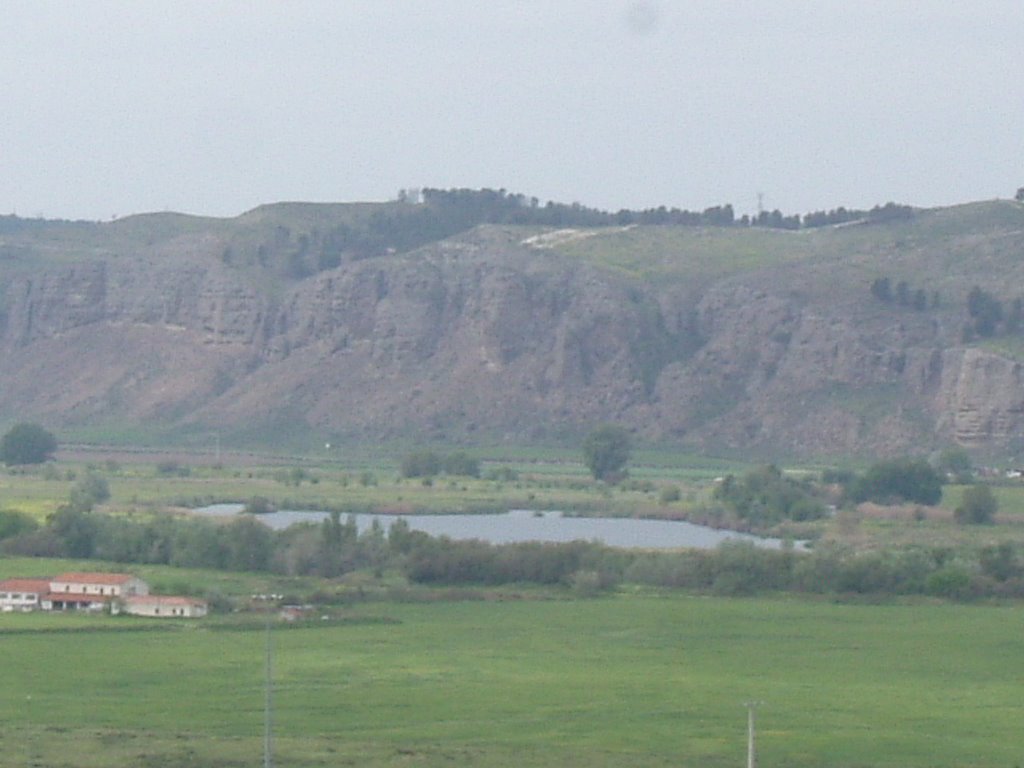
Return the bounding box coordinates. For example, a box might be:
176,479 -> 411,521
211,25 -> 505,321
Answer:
39,572 -> 147,612
0,571 -> 206,617
121,595 -> 208,618
49,572 -> 149,598
0,578 -> 51,612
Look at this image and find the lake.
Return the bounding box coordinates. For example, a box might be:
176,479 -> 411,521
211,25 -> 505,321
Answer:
191,504 -> 800,550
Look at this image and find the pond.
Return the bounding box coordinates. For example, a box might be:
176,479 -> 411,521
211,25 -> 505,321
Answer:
191,505 -> 800,551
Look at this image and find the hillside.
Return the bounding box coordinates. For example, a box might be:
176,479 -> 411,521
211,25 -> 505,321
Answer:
2,197 -> 1024,458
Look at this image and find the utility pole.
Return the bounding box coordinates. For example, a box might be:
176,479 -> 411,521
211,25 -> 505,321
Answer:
263,600 -> 274,768
745,701 -> 762,768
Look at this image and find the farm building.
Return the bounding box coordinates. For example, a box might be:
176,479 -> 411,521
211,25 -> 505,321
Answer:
121,595 -> 208,618
44,571 -> 150,612
0,572 -> 206,617
0,578 -> 52,612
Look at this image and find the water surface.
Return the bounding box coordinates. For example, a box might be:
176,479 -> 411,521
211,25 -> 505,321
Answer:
192,505 -> 798,550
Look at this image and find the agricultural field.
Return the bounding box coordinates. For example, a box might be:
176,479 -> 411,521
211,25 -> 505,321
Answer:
5,447 -> 1024,765
8,448 -> 1024,554
0,594 -> 1022,767
0,447 -> 739,523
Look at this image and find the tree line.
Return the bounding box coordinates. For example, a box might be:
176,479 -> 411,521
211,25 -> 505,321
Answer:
0,504 -> 1020,601
868,279 -> 1024,342
869,277 -> 936,312
962,286 -> 1024,340
247,188 -> 917,277
0,450 -> 1004,603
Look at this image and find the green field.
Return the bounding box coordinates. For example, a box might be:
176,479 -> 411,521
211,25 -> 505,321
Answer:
1,594 -> 1022,767
0,450 -> 739,524
12,451 -> 1024,554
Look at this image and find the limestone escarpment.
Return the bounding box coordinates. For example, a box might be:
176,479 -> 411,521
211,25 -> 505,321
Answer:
2,201 -> 1024,457
935,348 -> 1024,447
198,230 -> 675,440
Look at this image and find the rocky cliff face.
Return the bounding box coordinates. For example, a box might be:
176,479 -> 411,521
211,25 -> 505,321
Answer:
3,204 -> 1024,457
935,348 -> 1024,448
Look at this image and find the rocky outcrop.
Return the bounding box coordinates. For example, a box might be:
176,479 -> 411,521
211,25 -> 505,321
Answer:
935,348 -> 1024,447
3,207 -> 1024,457
196,230 -> 673,441
3,259 -> 266,349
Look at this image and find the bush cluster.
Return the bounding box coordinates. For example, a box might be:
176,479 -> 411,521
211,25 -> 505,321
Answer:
846,458 -> 943,506
713,465 -> 827,525
400,450 -> 480,479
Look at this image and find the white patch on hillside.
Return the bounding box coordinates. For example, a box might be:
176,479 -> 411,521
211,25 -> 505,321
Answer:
521,226 -> 634,249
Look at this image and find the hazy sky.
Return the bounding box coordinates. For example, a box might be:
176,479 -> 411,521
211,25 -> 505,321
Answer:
2,1 -> 1022,221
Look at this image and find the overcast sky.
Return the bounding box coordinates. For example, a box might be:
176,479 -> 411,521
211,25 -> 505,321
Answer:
2,1 -> 1022,221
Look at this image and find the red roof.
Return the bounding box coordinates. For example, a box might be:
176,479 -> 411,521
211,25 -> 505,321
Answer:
0,578 -> 51,593
51,572 -> 137,585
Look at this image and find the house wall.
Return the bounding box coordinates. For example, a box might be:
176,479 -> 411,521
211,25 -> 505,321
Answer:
0,591 -> 42,612
2,574 -> 201,617
49,577 -> 149,597
42,597 -> 108,612
122,599 -> 208,618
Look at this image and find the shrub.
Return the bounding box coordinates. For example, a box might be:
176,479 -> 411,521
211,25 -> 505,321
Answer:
713,465 -> 827,525
979,542 -> 1019,581
849,458 -> 942,505
954,484 -> 997,525
569,569 -> 603,597
68,473 -> 111,512
401,450 -> 442,478
659,485 -> 682,504
926,567 -> 971,598
0,509 -> 39,540
620,478 -> 656,493
0,423 -> 57,466
244,496 -> 275,515
443,451 -> 480,478
156,460 -> 190,477
486,466 -> 519,482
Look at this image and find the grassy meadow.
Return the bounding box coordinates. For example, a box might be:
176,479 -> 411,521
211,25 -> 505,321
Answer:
1,594 -> 1023,767
10,449 -> 1024,553
5,449 -> 1024,765
0,448 -> 741,524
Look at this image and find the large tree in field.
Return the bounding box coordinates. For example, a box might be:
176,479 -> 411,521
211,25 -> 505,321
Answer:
582,424 -> 631,482
0,422 -> 57,466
